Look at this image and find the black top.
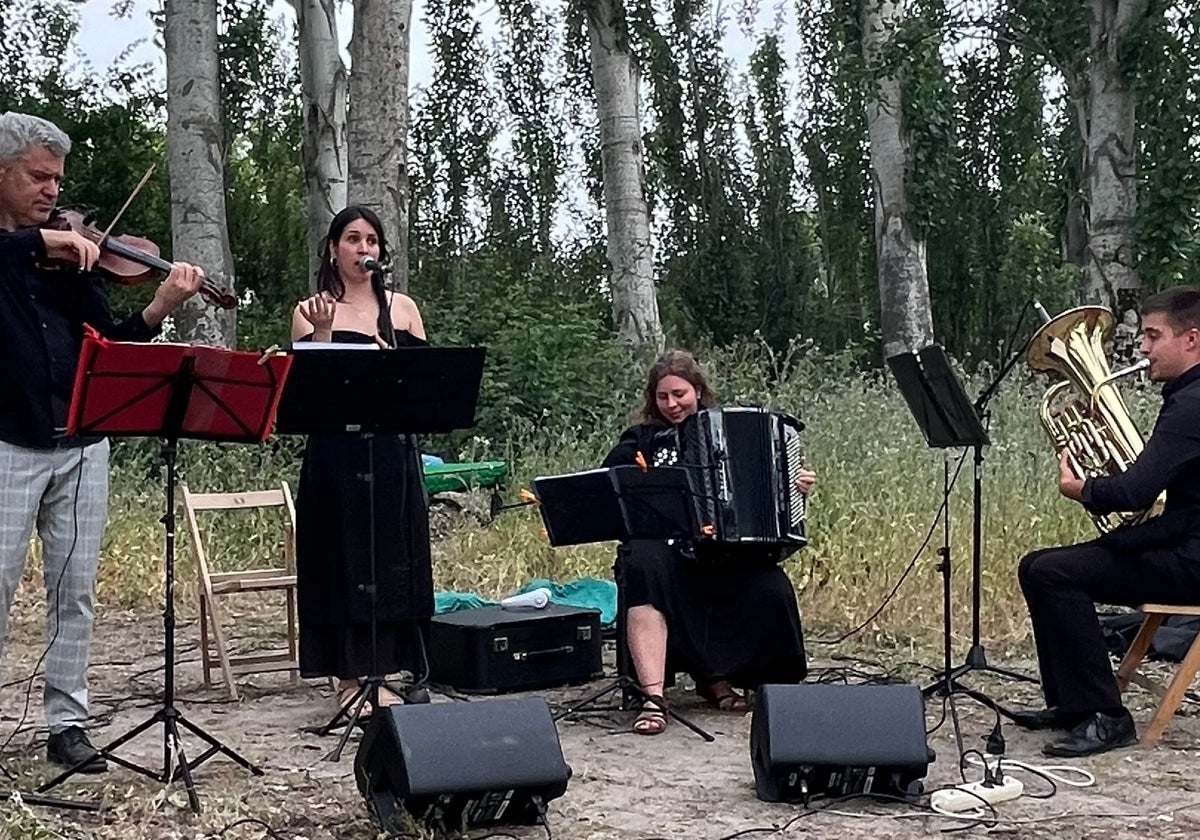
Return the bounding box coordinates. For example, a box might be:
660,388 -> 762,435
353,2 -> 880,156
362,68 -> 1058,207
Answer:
1083,363 -> 1200,544
0,226 -> 158,449
602,423 -> 679,469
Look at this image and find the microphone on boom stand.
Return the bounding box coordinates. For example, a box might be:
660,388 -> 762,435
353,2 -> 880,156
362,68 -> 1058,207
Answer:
357,255 -> 391,275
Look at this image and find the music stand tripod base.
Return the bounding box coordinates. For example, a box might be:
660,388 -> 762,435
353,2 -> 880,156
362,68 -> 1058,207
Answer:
887,346 -> 1038,706
554,675 -> 715,742
275,347 -> 487,762
38,335 -> 290,812
317,677 -> 406,762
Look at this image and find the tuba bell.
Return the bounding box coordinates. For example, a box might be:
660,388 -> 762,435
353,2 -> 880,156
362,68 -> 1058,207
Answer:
1026,305 -> 1161,533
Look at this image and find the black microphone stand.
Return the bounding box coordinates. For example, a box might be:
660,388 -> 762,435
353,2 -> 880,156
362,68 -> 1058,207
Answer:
921,313 -> 1039,705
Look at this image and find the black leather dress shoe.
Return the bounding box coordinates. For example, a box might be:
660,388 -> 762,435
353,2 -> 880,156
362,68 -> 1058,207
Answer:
1043,710 -> 1136,758
46,726 -> 107,773
1008,707 -> 1086,732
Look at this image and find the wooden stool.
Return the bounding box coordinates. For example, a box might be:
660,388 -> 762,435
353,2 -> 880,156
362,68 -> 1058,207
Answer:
1114,603 -> 1200,746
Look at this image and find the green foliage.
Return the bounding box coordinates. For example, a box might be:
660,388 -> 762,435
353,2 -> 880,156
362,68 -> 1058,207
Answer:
411,0 -> 497,277
1135,3 -> 1200,289
218,0 -> 309,324
426,245 -> 639,450
796,0 -> 878,358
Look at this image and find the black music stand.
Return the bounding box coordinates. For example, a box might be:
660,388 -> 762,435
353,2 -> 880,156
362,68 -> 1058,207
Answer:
275,345 -> 484,761
39,330 -> 292,812
888,346 -> 1035,706
533,467 -> 715,742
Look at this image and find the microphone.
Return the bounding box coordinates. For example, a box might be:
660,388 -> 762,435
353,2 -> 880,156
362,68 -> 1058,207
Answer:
357,255 -> 390,274
1032,299 -> 1052,324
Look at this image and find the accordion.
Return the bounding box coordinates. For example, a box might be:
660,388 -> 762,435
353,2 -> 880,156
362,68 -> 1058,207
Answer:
677,407 -> 807,560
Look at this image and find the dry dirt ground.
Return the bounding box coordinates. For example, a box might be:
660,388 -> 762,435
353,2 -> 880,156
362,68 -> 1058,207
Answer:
5,593 -> 1200,840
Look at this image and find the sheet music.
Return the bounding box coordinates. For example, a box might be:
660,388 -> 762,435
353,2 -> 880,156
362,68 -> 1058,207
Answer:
290,342 -> 379,351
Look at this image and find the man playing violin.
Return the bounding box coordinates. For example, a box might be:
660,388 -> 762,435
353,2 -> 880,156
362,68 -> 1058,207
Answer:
0,111 -> 205,773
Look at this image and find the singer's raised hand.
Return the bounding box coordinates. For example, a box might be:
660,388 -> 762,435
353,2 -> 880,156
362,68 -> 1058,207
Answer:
295,291 -> 337,341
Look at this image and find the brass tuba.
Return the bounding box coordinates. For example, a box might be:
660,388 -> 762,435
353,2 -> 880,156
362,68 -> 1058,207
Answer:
1026,305 -> 1161,533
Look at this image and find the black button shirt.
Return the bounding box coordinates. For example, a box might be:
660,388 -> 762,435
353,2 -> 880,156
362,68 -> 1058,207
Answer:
0,226 -> 159,449
1082,362 -> 1200,533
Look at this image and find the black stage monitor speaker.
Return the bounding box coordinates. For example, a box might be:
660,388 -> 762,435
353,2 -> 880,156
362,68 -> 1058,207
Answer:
354,697 -> 571,832
750,683 -> 930,804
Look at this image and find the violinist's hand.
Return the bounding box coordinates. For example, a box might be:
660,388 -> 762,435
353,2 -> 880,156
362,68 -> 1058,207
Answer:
40,229 -> 100,271
298,292 -> 337,334
794,468 -> 817,495
142,262 -> 206,329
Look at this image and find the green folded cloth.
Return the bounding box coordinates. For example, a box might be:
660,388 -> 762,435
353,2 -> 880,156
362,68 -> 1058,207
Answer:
434,592 -> 496,613
434,576 -> 617,628
512,577 -> 617,628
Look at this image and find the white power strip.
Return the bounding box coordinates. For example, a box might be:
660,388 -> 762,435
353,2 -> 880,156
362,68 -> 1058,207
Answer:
930,778 -> 1024,813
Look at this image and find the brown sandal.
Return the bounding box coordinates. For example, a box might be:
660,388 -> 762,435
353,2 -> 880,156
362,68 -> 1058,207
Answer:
697,681 -> 752,713
338,685 -> 373,719
632,697 -> 668,736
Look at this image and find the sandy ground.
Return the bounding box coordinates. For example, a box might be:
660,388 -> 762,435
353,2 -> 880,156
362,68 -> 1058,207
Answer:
5,593 -> 1200,840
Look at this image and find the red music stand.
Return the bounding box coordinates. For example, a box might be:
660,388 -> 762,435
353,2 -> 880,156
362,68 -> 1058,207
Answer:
38,327 -> 293,813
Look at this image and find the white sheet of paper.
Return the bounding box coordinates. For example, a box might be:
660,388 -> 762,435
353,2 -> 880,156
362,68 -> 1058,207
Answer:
291,342 -> 378,351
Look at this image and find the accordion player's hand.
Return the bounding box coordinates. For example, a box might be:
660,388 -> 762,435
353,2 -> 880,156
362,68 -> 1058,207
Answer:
794,468 -> 817,496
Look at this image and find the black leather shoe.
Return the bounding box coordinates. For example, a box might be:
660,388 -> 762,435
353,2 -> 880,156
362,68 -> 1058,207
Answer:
1008,707 -> 1086,732
1043,710 -> 1136,758
46,726 -> 107,773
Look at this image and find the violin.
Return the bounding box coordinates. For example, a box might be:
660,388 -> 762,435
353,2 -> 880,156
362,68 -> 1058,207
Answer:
43,208 -> 237,310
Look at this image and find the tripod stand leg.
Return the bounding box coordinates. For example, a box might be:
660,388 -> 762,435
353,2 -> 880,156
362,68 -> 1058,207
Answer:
552,680 -> 625,721
175,713 -> 263,776
980,662 -> 1039,685
555,677 -> 716,742
163,717 -> 202,814
320,680 -> 375,762
0,789 -> 99,812
625,683 -> 715,742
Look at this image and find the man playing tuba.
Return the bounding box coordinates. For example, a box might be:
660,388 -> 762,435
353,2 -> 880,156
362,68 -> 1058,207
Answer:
1015,286 -> 1200,757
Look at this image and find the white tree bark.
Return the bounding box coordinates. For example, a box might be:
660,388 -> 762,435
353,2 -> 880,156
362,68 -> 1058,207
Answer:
862,0 -> 933,358
293,0 -> 348,291
585,0 -> 663,363
1080,0 -> 1150,316
347,0 -> 412,292
164,0 -> 236,346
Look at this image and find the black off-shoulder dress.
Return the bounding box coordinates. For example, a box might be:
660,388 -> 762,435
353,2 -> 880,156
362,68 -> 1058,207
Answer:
294,329 -> 434,679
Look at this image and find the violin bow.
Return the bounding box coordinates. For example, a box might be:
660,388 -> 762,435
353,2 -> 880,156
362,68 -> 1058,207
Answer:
99,164 -> 157,242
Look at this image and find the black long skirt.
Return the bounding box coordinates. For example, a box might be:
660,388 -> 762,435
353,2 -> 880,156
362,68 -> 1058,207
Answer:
620,539 -> 807,689
295,433 -> 434,680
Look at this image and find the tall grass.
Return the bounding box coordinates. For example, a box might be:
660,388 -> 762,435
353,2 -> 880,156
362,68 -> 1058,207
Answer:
66,340 -> 1158,652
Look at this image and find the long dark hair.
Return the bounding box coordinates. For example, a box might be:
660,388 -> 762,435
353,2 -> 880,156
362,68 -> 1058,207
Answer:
314,205 -> 395,345
638,350 -> 717,425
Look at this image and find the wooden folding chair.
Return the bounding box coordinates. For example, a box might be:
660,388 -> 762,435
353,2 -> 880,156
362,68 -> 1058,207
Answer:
182,483 -> 300,700
1114,603 -> 1200,746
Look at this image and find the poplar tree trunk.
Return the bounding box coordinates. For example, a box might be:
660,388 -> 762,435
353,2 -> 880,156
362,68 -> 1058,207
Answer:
585,0 -> 663,364
862,0 -> 934,358
1080,0 -> 1150,318
164,0 -> 237,346
347,0 -> 412,292
293,0 -> 348,291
